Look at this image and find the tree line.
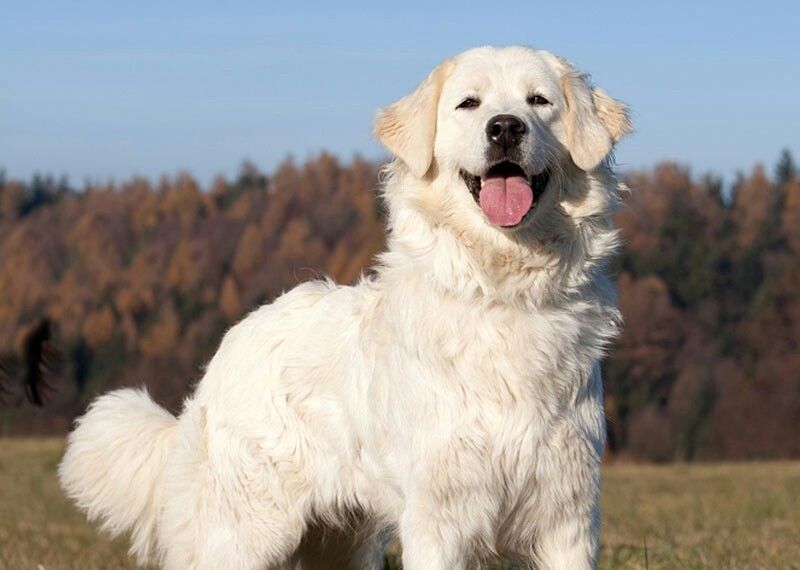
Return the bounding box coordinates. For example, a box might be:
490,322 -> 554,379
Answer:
0,151 -> 798,461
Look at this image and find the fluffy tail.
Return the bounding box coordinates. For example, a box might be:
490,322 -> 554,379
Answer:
59,388 -> 178,564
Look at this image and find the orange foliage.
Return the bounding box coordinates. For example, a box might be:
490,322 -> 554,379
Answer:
1,152 -> 798,462
82,306 -> 116,349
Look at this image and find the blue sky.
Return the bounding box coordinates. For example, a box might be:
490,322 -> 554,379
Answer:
2,1 -> 799,185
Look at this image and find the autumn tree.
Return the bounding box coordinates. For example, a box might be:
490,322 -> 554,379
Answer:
1,151 -> 798,460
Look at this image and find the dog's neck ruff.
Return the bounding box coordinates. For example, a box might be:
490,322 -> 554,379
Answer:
376,161 -> 622,309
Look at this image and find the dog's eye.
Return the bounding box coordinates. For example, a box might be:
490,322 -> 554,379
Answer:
456,97 -> 480,110
527,94 -> 551,106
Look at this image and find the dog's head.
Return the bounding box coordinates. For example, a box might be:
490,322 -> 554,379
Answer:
375,46 -> 631,234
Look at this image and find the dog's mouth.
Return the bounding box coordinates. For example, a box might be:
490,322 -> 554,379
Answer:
460,161 -> 551,228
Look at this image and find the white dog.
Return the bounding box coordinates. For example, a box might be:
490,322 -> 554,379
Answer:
59,45 -> 631,569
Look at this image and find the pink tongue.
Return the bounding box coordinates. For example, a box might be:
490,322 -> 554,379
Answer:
478,176 -> 534,227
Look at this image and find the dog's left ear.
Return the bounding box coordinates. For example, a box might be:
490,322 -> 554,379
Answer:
374,60 -> 453,178
562,65 -> 632,171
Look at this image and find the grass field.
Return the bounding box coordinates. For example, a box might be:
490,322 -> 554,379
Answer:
1,439 -> 798,569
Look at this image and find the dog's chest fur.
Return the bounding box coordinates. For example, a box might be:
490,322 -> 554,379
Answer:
358,267 -> 613,532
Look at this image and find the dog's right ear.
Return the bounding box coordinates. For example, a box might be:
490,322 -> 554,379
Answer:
374,60 -> 453,178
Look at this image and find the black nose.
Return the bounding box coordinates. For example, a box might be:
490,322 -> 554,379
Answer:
486,114 -> 527,148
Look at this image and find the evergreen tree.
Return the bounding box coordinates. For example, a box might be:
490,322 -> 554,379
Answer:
775,148 -> 796,185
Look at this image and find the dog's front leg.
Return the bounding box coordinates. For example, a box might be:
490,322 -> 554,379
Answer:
535,502 -> 600,570
398,504 -> 474,570
397,470 -> 494,570
533,421 -> 602,569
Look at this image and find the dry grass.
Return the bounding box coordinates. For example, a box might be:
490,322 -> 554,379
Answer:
600,461 -> 800,570
1,438 -> 798,569
0,439 -> 132,569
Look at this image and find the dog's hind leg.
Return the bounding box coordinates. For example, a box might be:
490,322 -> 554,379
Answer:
157,406 -> 308,570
